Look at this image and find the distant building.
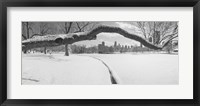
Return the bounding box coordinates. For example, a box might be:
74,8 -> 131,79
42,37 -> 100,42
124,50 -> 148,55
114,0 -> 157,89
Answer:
114,41 -> 117,48
98,42 -> 108,53
98,41 -> 140,53
102,41 -> 105,46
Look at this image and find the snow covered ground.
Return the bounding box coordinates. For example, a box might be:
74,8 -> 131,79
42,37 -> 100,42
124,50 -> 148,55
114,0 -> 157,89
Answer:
22,53 -> 178,85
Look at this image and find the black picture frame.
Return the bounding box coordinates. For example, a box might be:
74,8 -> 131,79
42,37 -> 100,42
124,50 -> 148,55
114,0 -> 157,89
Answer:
0,0 -> 200,106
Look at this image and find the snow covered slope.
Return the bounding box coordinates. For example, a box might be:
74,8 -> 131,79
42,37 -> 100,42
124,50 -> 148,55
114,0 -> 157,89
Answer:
22,53 -> 111,85
22,53 -> 178,85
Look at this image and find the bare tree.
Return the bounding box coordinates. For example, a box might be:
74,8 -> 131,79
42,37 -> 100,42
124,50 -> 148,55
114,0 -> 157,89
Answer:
22,22 -> 35,53
39,23 -> 51,36
22,22 -> 34,40
135,22 -> 147,47
38,22 -> 51,54
134,22 -> 177,48
136,22 -> 147,38
58,22 -> 97,56
158,23 -> 178,44
58,22 -> 73,34
57,22 -> 74,56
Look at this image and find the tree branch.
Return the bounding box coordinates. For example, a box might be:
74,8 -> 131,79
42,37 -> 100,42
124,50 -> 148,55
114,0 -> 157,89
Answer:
162,35 -> 178,48
22,34 -> 27,40
158,32 -> 178,44
81,22 -> 90,31
22,25 -> 177,51
76,22 -> 82,32
66,22 -> 73,34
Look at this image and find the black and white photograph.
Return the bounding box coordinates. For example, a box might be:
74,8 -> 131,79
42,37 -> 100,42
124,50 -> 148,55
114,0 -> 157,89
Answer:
22,21 -> 178,85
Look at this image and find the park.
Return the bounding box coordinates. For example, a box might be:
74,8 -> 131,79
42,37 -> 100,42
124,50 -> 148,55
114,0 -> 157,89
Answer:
22,22 -> 178,85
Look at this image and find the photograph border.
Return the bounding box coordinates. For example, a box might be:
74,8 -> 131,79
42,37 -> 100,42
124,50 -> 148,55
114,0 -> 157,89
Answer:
1,0 -> 200,106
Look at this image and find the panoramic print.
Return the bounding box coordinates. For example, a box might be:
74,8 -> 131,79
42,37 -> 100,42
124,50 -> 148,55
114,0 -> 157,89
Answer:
22,21 -> 178,85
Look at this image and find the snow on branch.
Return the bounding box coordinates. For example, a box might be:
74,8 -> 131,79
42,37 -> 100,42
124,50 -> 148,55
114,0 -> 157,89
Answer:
22,25 -> 176,51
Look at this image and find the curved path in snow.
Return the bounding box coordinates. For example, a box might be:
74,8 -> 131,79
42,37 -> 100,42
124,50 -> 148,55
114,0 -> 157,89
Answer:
80,53 -> 178,85
81,55 -> 121,84
22,53 -> 178,85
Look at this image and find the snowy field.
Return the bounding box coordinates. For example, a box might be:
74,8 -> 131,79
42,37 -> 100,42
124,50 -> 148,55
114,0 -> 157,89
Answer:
22,53 -> 178,85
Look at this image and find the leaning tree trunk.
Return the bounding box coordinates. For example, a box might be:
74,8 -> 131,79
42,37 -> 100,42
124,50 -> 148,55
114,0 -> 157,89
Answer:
44,47 -> 47,54
26,22 -> 29,39
65,43 -> 69,56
